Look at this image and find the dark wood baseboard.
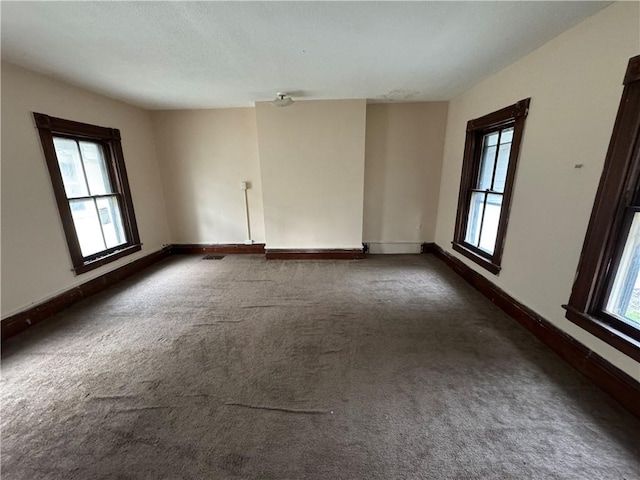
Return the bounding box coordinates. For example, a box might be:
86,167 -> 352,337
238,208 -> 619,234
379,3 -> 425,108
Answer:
430,244 -> 640,418
1,246 -> 172,344
172,243 -> 266,254
265,249 -> 365,260
420,242 -> 436,254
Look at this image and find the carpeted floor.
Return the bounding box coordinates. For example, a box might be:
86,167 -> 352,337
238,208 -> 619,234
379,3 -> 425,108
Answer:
2,254 -> 639,479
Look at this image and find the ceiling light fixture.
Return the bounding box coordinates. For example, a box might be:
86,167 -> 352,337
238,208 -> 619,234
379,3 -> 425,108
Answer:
271,92 -> 294,107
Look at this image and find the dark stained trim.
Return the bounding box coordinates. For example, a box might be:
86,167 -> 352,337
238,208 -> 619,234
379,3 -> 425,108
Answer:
171,243 -> 266,255
624,54 -> 640,84
452,98 -> 530,275
564,305 -> 640,362
564,55 -> 640,360
451,242 -> 500,274
74,244 -> 142,274
34,113 -> 120,140
1,246 -> 172,344
265,249 -> 365,260
420,242 -> 436,254
33,112 -> 141,275
431,244 -> 640,419
466,98 -> 530,131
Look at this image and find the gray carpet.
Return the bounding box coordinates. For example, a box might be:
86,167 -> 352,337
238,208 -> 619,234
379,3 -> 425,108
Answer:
2,254 -> 639,479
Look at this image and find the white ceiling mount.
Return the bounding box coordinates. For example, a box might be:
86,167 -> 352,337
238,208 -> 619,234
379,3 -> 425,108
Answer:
271,93 -> 294,108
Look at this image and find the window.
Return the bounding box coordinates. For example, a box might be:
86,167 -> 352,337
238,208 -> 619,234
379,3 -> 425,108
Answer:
34,113 -> 141,274
452,98 -> 530,274
563,55 -> 640,361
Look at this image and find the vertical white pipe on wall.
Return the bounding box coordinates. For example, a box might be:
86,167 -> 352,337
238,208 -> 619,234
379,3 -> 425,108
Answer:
241,181 -> 253,244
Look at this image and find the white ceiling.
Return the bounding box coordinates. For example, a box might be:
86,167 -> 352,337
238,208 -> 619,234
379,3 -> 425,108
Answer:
1,1 -> 611,110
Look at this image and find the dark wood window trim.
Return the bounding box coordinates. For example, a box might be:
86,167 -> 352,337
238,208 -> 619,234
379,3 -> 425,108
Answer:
452,98 -> 530,274
563,55 -> 640,362
34,113 -> 141,275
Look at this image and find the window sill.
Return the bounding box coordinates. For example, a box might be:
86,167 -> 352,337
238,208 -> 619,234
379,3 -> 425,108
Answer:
563,305 -> 640,362
451,242 -> 501,275
73,244 -> 142,275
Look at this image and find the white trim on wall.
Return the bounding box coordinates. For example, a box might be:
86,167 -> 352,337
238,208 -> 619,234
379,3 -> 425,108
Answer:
366,242 -> 422,254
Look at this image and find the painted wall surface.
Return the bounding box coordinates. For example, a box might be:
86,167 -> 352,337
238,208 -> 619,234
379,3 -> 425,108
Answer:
151,109 -> 265,244
1,61 -> 171,317
255,100 -> 367,249
434,2 -> 640,378
363,102 -> 448,252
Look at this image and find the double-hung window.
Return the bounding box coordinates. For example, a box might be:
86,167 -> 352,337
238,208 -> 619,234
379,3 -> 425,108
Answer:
452,98 -> 530,274
564,55 -> 640,361
34,113 -> 141,274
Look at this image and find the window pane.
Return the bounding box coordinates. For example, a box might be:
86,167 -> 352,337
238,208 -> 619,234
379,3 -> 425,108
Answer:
465,192 -> 485,247
485,131 -> 499,146
477,133 -> 498,190
493,142 -> 512,193
53,138 -> 88,198
500,127 -> 514,144
478,193 -> 503,254
79,141 -> 112,195
69,199 -> 106,257
96,196 -> 126,249
605,213 -> 640,326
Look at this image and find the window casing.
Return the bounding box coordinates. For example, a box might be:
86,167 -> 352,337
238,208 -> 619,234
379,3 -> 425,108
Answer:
35,113 -> 141,274
452,98 -> 530,274
563,55 -> 640,362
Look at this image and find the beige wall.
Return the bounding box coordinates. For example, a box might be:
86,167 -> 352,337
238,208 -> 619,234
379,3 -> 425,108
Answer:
434,2 -> 640,378
255,99 -> 367,249
363,102 -> 448,253
150,108 -> 265,244
1,61 -> 171,317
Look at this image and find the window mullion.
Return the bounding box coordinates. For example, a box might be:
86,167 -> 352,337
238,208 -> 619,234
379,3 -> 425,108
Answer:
66,193 -> 120,201
74,140 -> 92,197
476,192 -> 489,248
490,129 -> 502,191
625,205 -> 640,213
93,197 -> 109,254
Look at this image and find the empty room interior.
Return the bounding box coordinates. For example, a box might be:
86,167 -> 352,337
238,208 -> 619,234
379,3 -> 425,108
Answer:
2,1 -> 640,479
